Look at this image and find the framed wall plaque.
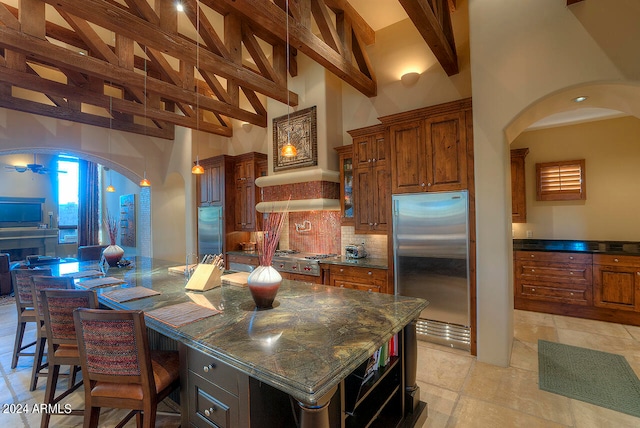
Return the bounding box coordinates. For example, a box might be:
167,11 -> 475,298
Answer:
273,106 -> 317,171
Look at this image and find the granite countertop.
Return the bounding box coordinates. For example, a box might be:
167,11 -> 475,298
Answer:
76,257 -> 425,405
513,239 -> 640,255
319,256 -> 388,269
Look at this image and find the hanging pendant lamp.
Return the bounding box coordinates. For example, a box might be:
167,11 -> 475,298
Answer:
191,0 -> 205,175
140,47 -> 152,187
106,86 -> 116,193
280,0 -> 297,158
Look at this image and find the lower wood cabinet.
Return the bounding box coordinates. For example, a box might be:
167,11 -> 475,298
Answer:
593,254 -> 640,312
279,271 -> 323,284
323,264 -> 390,294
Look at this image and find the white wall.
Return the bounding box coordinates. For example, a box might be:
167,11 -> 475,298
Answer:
469,0 -> 633,365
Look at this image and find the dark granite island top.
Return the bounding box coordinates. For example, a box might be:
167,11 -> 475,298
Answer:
83,257 -> 427,427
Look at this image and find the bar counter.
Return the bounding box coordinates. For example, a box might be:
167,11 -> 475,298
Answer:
64,257 -> 428,427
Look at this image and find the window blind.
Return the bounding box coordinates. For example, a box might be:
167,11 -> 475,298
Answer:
536,159 -> 586,201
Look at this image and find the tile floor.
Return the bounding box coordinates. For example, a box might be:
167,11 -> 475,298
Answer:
1,298 -> 639,427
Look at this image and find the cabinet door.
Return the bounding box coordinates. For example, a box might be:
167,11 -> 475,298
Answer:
511,148 -> 528,223
389,120 -> 425,194
371,164 -> 388,232
354,167 -> 372,233
198,163 -> 223,206
336,146 -> 354,225
425,112 -> 467,191
593,264 -> 640,311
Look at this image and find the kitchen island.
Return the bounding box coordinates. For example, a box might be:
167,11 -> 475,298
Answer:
78,257 -> 428,428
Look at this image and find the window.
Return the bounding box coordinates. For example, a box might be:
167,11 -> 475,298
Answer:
536,159 -> 586,201
57,156 -> 79,244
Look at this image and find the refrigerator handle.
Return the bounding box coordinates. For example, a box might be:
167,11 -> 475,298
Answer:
393,199 -> 399,216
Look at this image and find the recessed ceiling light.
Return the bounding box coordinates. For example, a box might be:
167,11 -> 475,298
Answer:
572,96 -> 588,103
176,2 -> 184,12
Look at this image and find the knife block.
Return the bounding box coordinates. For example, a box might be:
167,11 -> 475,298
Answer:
185,264 -> 222,291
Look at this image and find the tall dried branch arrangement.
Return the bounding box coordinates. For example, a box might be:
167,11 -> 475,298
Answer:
257,211 -> 287,266
103,210 -> 118,245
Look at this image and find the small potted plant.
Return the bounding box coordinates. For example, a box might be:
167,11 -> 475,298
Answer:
246,211 -> 287,308
102,211 -> 124,267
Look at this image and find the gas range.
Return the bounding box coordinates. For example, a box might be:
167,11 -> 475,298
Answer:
271,251 -> 337,277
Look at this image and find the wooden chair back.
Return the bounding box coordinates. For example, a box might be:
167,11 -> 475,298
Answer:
11,268 -> 52,309
41,289 -> 98,347
31,275 -> 75,324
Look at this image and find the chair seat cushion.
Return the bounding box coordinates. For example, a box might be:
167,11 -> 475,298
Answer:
54,344 -> 79,359
91,350 -> 179,401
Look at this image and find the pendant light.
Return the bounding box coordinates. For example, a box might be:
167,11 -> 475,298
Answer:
191,0 -> 204,175
106,85 -> 116,193
280,0 -> 297,158
140,46 -> 151,187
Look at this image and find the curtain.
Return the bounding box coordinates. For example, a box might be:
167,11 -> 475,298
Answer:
78,159 -> 99,246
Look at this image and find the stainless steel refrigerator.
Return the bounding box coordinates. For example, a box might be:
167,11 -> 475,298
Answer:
392,191 -> 471,350
197,206 -> 223,261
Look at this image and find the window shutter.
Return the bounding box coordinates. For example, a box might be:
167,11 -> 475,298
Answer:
536,159 -> 586,201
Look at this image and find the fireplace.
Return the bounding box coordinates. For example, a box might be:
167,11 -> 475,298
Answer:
0,228 -> 58,261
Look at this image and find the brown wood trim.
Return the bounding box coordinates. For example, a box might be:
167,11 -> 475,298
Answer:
567,0 -> 584,5
346,124 -> 385,138
378,98 -> 472,124
515,298 -> 640,327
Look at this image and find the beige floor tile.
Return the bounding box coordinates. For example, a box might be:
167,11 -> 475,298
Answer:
514,309 -> 556,327
417,381 -> 459,428
462,361 -> 574,425
553,314 -> 634,339
556,328 -> 639,355
514,322 -> 558,345
624,324 -> 640,341
509,339 -> 539,372
448,396 -> 569,428
416,343 -> 473,392
572,399 -> 640,428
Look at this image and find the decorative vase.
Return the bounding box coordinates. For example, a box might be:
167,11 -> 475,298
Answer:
247,265 -> 282,309
103,244 -> 124,267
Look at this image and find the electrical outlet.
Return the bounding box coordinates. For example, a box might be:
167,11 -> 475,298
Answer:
526,230 -> 533,238
47,211 -> 53,216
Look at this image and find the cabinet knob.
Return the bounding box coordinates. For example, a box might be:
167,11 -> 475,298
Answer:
531,288 -> 535,292
204,407 -> 216,417
614,258 -> 619,262
531,269 -> 535,273
368,159 -> 372,163
340,268 -> 344,272
530,254 -> 535,258
421,182 -> 426,187
428,182 -> 432,187
367,271 -> 372,275
570,292 -> 574,296
203,363 -> 216,373
570,272 -> 574,275
368,289 -> 373,292
569,256 -> 574,260
340,284 -> 345,288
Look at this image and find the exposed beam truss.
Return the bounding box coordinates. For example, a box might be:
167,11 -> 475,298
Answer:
0,0 -> 377,139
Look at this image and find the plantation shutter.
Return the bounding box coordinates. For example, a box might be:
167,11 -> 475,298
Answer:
536,159 -> 586,201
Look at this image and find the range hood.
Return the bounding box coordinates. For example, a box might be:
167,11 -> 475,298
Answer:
255,169 -> 340,213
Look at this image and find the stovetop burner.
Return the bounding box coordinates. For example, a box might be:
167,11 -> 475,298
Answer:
274,250 -> 299,257
304,254 -> 338,260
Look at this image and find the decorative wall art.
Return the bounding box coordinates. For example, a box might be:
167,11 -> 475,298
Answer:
119,194 -> 136,247
273,106 -> 317,171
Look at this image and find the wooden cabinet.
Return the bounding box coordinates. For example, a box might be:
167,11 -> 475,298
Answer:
347,125 -> 388,234
514,251 -> 593,306
335,145 -> 354,225
387,109 -> 469,194
593,254 -> 640,312
186,346 -> 250,428
197,157 -> 226,206
511,148 -> 529,223
324,264 -> 390,294
234,152 -> 267,232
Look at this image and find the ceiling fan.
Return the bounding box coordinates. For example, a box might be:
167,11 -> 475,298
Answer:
3,154 -> 66,174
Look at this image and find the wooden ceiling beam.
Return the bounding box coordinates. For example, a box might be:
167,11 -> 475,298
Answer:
0,25 -> 266,127
398,0 -> 459,76
39,0 -> 297,107
567,0 -> 584,5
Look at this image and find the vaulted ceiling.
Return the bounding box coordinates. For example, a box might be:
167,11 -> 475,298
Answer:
0,0 -> 458,139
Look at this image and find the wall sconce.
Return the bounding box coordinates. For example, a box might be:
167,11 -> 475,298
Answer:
241,122 -> 253,132
400,72 -> 420,87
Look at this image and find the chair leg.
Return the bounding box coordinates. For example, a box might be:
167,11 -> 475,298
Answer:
30,335 -> 47,391
142,403 -> 157,428
68,365 -> 80,389
11,321 -> 27,369
40,364 -> 60,428
84,406 -> 100,428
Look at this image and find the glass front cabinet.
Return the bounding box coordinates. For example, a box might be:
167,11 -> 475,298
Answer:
336,145 -> 354,225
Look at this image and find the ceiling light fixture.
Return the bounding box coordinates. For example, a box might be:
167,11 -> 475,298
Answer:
140,47 -> 152,187
280,0 -> 297,158
572,96 -> 588,103
401,71 -> 420,86
176,2 -> 184,12
192,1 -> 204,175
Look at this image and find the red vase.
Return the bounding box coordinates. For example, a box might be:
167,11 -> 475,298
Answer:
103,244 -> 124,267
247,265 -> 282,309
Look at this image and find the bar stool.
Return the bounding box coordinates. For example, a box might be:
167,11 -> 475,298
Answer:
30,275 -> 75,391
10,267 -> 52,369
73,308 -> 181,428
40,288 -> 98,428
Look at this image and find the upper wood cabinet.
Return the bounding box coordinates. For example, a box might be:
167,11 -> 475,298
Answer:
381,98 -> 472,194
347,125 -> 389,234
511,148 -> 529,223
234,152 -> 267,232
335,145 -> 354,225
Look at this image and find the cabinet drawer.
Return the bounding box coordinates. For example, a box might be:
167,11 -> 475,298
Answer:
333,278 -> 381,293
188,348 -> 240,396
329,265 -> 386,282
515,251 -> 592,264
520,283 -> 590,304
593,254 -> 640,268
189,372 -> 239,428
515,261 -> 592,284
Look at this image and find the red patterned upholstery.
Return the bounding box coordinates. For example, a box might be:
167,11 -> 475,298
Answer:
40,289 -> 98,428
9,267 -> 52,370
73,309 -> 180,428
29,275 -> 75,391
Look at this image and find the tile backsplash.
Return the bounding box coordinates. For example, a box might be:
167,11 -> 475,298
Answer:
341,226 -> 388,260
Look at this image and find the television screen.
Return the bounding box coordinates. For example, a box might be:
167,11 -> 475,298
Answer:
0,202 -> 42,223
